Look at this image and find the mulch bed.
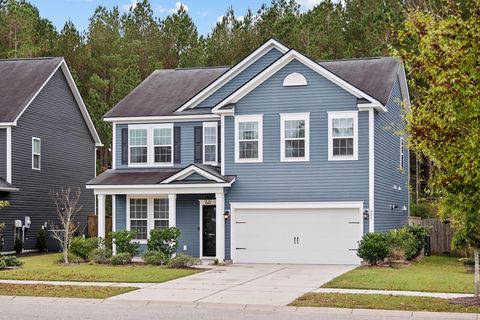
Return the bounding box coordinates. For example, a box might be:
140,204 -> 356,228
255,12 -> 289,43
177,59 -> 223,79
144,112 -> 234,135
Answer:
449,297 -> 480,306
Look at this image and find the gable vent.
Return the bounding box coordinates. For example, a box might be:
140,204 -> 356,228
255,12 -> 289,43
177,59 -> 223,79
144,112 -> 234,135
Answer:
283,72 -> 307,87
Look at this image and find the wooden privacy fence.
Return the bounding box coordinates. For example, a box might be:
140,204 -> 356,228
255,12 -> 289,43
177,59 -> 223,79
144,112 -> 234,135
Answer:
87,214 -> 112,237
420,218 -> 461,256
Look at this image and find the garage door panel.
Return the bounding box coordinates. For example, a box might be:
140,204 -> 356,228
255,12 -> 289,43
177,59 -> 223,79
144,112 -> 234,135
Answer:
233,207 -> 362,265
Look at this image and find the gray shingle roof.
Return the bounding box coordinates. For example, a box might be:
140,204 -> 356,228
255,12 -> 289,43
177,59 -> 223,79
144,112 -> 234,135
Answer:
0,57 -> 63,122
104,55 -> 402,118
104,67 -> 229,118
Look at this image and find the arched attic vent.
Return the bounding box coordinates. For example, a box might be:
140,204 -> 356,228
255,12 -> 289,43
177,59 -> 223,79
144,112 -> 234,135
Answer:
283,72 -> 307,87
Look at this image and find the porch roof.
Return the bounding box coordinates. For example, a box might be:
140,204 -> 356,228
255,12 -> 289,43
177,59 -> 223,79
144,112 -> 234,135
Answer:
87,164 -> 235,186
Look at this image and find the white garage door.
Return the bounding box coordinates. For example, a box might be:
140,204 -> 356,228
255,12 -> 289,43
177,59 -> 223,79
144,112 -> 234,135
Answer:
233,207 -> 362,265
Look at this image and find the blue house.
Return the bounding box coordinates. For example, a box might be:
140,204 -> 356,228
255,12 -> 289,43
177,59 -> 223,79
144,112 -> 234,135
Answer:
87,39 -> 410,265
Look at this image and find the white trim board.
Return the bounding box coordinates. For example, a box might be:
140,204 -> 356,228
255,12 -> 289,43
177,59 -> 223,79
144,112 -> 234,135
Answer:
212,50 -> 386,113
175,39 -> 289,113
104,114 -> 220,123
161,164 -> 225,184
368,108 -> 375,233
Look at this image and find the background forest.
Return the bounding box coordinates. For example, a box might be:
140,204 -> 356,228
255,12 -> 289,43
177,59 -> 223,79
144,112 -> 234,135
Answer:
0,0 -> 477,215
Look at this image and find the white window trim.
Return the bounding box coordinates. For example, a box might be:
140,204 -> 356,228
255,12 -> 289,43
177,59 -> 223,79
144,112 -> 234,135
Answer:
203,122 -> 218,165
400,137 -> 405,171
32,137 -> 41,170
128,123 -> 174,167
234,114 -> 263,163
328,111 -> 358,161
126,195 -> 169,244
280,113 -> 310,162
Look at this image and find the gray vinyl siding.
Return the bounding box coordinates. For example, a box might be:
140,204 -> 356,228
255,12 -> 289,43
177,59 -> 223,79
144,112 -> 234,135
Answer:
115,121 -> 219,169
197,48 -> 283,108
0,69 -> 95,251
374,76 -> 409,232
0,128 -> 6,180
224,60 -> 370,234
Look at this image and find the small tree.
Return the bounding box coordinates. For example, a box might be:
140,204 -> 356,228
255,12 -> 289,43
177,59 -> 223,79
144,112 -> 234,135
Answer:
49,188 -> 82,264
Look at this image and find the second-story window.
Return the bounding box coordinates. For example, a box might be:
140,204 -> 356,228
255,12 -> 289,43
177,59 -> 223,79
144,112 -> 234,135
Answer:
128,124 -> 173,166
129,128 -> 148,164
280,113 -> 310,161
203,122 -> 217,165
32,137 -> 41,170
235,115 -> 263,163
328,111 -> 358,161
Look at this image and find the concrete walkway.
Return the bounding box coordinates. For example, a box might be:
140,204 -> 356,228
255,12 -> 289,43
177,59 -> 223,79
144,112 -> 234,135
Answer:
110,264 -> 356,306
314,288 -> 474,299
0,279 -> 151,288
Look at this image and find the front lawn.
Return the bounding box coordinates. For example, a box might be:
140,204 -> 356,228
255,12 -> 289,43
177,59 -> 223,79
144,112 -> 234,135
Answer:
0,283 -> 136,299
324,255 -> 474,293
0,253 -> 201,283
291,293 -> 480,313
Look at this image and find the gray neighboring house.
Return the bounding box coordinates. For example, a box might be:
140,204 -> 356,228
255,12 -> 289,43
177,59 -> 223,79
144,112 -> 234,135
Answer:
88,39 -> 410,265
0,57 -> 102,252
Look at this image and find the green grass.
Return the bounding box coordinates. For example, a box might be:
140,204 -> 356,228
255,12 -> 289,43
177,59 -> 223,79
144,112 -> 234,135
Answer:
291,293 -> 480,314
0,283 -> 136,299
324,255 -> 474,293
0,253 -> 201,283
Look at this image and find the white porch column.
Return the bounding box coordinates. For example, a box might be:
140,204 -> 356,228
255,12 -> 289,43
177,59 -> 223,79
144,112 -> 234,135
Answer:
97,194 -> 106,239
168,194 -> 177,227
215,192 -> 225,261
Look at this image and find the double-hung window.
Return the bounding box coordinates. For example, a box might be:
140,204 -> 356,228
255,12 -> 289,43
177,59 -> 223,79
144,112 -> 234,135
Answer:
328,111 -> 358,160
400,137 -> 405,171
128,124 -> 173,166
32,137 -> 41,170
203,122 -> 217,165
154,199 -> 169,229
235,115 -> 263,162
280,113 -> 309,161
129,198 -> 148,240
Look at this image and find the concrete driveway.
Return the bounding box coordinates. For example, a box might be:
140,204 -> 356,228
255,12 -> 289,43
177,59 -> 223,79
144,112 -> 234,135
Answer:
111,264 -> 356,306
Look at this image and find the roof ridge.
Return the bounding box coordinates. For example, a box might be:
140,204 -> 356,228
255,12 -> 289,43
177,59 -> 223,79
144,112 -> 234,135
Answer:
317,56 -> 398,63
0,57 -> 62,62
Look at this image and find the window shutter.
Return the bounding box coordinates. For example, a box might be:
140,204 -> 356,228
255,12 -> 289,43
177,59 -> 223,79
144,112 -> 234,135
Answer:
121,128 -> 128,165
217,124 -> 221,164
194,126 -> 203,163
174,126 -> 181,164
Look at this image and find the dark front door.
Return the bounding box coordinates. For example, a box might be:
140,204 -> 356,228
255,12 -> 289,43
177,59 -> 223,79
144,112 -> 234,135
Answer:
202,205 -> 216,257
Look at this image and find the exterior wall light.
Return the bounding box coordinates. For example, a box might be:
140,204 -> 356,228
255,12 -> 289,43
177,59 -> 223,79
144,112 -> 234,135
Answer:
224,210 -> 231,220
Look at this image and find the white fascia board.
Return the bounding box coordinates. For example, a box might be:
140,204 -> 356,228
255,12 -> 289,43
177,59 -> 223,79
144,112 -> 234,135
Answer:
175,39 -> 289,113
358,103 -> 386,112
161,165 -> 225,184
398,63 -> 411,112
89,183 -> 233,195
213,50 -> 384,112
230,201 -> 364,210
104,114 -> 220,124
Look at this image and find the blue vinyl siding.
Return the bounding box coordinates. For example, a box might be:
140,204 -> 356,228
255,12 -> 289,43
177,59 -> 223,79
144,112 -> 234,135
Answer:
197,48 -> 283,108
115,121 -> 219,169
224,60 -> 370,235
115,195 -> 126,231
374,77 -> 409,232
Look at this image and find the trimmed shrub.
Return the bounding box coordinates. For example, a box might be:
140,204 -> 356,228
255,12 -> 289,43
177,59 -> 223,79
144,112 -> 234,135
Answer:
147,227 -> 181,260
389,228 -> 418,260
90,247 -> 112,264
70,237 -> 99,262
56,252 -> 84,264
3,256 -> 23,267
405,225 -> 428,258
357,233 -> 390,265
142,250 -> 168,266
111,252 -> 132,265
111,230 -> 139,257
167,254 -> 200,269
36,228 -> 48,252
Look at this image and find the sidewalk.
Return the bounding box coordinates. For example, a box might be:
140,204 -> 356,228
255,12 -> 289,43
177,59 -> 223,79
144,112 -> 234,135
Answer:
314,287 -> 473,299
0,279 -> 149,288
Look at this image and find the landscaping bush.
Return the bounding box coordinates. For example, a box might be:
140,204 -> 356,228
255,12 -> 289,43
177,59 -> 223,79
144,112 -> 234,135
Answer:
36,228 -> 48,252
147,227 -> 181,260
410,201 -> 437,219
142,250 -> 168,266
389,229 -> 418,261
0,259 -> 5,270
405,225 -> 428,258
69,237 -> 99,262
111,230 -> 139,257
56,252 -> 84,264
3,256 -> 23,267
90,247 -> 112,264
111,252 -> 132,265
14,237 -> 23,254
357,233 -> 390,265
167,254 -> 200,269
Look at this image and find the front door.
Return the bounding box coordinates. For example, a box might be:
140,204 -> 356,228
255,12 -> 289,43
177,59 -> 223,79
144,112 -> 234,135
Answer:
202,205 -> 216,257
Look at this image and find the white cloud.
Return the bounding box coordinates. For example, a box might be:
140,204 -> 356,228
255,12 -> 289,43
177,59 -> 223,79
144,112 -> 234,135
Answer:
157,2 -> 189,14
297,0 -> 323,10
121,0 -> 138,12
